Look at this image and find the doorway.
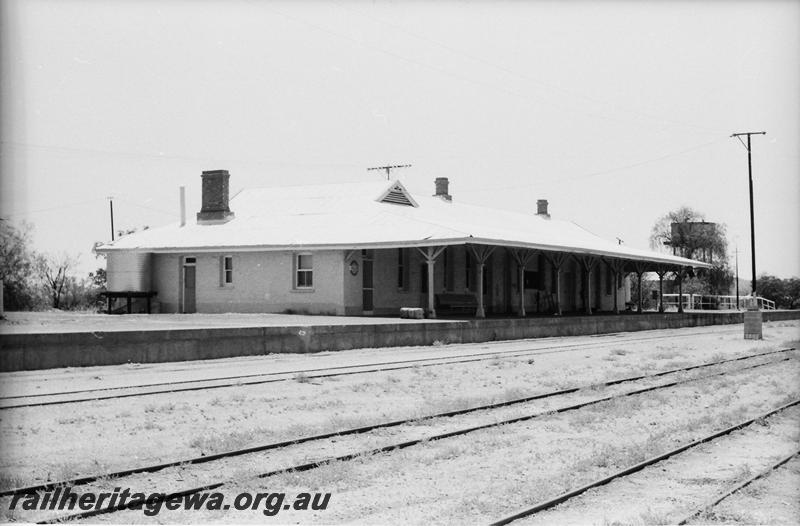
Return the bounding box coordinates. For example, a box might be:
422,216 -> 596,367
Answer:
182,256 -> 196,313
362,250 -> 374,313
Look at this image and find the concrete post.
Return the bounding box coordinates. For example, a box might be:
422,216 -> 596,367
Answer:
677,270 -> 684,314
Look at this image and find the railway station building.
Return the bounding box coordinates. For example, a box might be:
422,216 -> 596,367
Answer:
96,170 -> 709,318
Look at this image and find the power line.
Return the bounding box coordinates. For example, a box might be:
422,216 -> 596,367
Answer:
1,198 -> 106,218
458,138 -> 724,194
335,1 -> 726,136
263,6 -> 698,133
0,141 -> 362,168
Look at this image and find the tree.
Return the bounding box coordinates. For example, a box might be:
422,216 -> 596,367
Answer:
35,253 -> 77,309
650,207 -> 733,295
758,274 -> 800,309
0,220 -> 46,310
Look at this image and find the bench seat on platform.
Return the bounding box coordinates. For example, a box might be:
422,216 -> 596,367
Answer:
435,293 -> 478,315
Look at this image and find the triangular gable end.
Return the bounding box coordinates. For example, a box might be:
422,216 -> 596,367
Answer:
376,180 -> 418,207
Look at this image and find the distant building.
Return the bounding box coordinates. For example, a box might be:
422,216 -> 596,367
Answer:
668,221 -> 719,264
96,170 -> 709,317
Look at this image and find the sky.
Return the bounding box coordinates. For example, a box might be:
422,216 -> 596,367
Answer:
1,0 -> 798,280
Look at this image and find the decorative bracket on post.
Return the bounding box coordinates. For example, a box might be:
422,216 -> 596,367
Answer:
543,252 -> 568,316
672,266 -> 686,314
575,255 -> 599,315
508,248 -> 536,317
655,265 -> 669,313
415,246 -> 447,318
468,244 -> 495,318
632,261 -> 649,314
603,258 -> 626,315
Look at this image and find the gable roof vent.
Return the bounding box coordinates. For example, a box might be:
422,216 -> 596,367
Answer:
377,181 -> 418,207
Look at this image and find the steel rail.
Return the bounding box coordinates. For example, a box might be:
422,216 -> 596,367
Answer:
33,355 -> 797,522
675,449 -> 800,525
0,346 -> 634,409
4,347 -> 792,499
488,401 -> 800,526
0,329 -> 763,409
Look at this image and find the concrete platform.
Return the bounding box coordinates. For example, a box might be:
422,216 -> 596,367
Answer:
1,310 -> 798,372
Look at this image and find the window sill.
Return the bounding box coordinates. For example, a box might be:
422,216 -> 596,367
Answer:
291,288 -> 315,293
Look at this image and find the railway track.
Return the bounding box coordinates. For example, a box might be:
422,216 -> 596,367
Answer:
675,449 -> 800,525
13,348 -> 796,522
0,327 -> 746,409
488,400 -> 800,526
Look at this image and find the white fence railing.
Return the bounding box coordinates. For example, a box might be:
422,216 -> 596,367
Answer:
661,294 -> 776,311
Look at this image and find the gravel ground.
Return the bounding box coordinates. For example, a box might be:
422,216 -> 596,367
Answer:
56,354 -> 800,525
513,408 -> 800,525
687,456 -> 800,525
1,323 -> 796,488
0,321 -> 797,524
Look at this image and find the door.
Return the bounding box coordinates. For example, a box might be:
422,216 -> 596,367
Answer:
362,250 -> 374,313
183,258 -> 196,313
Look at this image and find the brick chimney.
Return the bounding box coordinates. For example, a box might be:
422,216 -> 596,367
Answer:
536,199 -> 550,219
434,177 -> 452,202
197,169 -> 235,224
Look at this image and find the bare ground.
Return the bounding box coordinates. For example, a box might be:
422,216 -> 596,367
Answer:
0,321 -> 798,523
1,323 -> 796,488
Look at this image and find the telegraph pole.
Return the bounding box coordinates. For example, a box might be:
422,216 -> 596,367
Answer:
367,164 -> 412,180
107,197 -> 115,241
731,131 -> 765,296
735,244 -> 739,309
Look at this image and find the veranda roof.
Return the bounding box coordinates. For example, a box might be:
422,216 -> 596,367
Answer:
96,179 -> 710,269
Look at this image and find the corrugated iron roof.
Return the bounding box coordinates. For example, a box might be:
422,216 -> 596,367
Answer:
96,179 -> 710,268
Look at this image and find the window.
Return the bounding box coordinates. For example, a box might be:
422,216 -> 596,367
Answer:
420,263 -> 428,293
221,256 -> 233,285
295,254 -> 313,288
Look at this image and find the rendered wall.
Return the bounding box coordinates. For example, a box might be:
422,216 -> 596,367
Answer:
152,254 -> 180,313
152,251 -> 346,314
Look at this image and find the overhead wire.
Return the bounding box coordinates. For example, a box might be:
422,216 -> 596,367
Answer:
262,5 -> 687,132
0,141 -> 363,168
458,138 -> 726,194
334,1 -> 727,136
